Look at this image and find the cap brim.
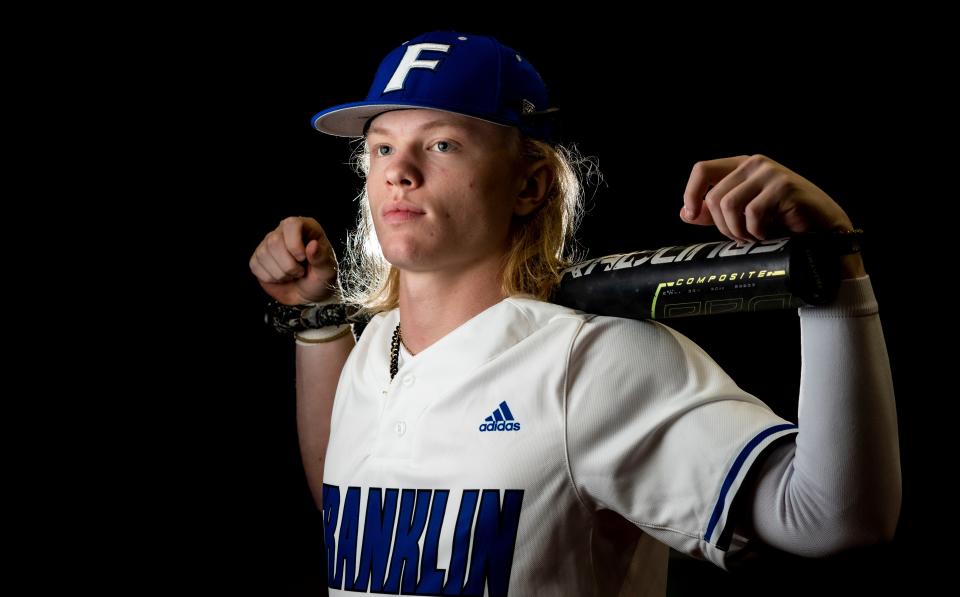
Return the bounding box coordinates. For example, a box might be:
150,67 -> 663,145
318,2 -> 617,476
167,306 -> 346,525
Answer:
312,101 -> 516,137
311,102 -> 418,137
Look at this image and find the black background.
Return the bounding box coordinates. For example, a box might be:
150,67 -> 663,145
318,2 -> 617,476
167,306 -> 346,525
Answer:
132,11 -> 945,596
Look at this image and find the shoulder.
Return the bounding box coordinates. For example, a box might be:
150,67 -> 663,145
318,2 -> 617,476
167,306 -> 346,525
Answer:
504,295 -> 593,328
566,311 -> 736,394
570,310 -> 686,356
503,296 -> 692,355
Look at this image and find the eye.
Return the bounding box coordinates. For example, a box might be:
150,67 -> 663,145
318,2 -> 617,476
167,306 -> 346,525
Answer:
430,140 -> 455,153
375,144 -> 392,157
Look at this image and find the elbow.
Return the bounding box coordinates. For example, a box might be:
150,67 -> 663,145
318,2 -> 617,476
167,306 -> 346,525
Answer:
831,462 -> 903,551
818,493 -> 902,555
840,512 -> 900,551
786,519 -> 897,559
862,468 -> 903,545
870,490 -> 902,545
776,490 -> 902,558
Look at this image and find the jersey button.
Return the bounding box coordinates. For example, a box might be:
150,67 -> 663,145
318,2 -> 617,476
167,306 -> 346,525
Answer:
394,420 -> 407,436
402,374 -> 415,387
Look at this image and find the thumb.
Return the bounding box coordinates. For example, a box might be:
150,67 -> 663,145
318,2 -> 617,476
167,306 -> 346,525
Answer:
304,239 -> 322,265
305,238 -> 335,269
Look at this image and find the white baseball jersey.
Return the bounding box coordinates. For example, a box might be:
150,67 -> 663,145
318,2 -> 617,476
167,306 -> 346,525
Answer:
320,296 -> 801,596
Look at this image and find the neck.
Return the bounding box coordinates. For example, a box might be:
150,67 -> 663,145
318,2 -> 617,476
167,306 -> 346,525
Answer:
397,256 -> 508,355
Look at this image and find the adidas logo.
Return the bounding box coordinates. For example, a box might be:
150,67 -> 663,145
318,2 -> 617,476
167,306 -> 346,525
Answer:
478,401 -> 521,432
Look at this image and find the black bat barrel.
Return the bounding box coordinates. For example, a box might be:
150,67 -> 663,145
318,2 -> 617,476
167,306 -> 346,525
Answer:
550,233 -> 861,320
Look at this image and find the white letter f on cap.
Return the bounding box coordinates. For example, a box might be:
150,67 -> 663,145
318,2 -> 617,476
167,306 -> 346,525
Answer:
383,43 -> 451,92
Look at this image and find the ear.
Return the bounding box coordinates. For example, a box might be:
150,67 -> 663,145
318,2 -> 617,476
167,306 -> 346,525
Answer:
513,159 -> 553,217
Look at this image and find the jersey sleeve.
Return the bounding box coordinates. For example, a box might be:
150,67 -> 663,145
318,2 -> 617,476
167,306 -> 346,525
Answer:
563,315 -> 798,570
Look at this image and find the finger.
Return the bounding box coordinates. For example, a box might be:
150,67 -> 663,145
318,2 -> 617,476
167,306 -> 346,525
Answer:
279,217 -> 312,262
743,185 -> 783,241
679,202 -> 714,226
702,190 -> 736,241
718,176 -> 766,243
275,248 -> 307,278
255,244 -> 289,281
290,217 -> 327,260
682,155 -> 750,221
266,232 -> 307,278
249,253 -> 269,282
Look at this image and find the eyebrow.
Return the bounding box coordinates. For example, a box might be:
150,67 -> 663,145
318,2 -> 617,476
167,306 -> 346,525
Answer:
365,119 -> 471,137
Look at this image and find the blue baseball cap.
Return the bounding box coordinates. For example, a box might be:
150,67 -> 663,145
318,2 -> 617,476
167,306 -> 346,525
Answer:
311,30 -> 560,144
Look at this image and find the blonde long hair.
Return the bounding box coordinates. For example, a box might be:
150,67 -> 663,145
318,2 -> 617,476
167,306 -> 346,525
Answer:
338,133 -> 601,320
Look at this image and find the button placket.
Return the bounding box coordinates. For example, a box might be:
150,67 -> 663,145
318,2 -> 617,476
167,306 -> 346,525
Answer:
380,371 -> 412,441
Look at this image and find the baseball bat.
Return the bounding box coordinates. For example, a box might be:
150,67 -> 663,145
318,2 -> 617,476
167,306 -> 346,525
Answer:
267,231 -> 863,338
549,231 -> 863,320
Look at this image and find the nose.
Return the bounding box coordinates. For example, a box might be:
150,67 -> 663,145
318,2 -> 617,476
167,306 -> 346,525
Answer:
383,148 -> 423,190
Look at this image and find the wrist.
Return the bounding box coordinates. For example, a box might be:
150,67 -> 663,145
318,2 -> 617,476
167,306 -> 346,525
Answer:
839,253 -> 867,279
295,324 -> 352,345
294,289 -> 352,345
307,286 -> 342,307
265,291 -> 357,336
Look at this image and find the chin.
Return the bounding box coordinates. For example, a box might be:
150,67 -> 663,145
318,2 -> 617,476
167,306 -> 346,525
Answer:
380,240 -> 428,269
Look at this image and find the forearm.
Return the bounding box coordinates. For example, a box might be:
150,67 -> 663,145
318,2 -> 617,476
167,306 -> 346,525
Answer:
296,331 -> 355,509
746,275 -> 901,556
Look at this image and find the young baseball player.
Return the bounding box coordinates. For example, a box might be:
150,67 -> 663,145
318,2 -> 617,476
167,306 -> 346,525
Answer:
249,30 -> 900,596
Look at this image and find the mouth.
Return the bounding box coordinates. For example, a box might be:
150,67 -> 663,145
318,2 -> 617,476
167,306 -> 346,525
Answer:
383,209 -> 426,223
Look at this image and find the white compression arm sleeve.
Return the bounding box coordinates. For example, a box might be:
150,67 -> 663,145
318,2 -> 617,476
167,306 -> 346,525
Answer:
738,275 -> 902,557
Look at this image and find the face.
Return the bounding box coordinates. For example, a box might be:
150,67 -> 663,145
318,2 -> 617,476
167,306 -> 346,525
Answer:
364,108 -> 527,275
